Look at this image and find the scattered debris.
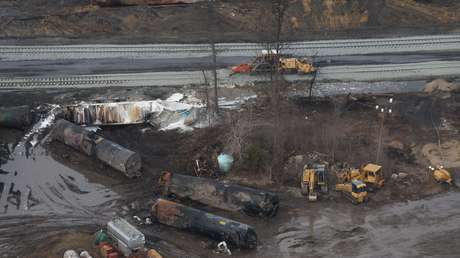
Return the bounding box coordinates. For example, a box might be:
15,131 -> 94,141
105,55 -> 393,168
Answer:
160,171 -> 279,217
166,93 -> 185,102
133,215 -> 142,222
84,126 -> 102,133
217,153 -> 234,173
391,172 -> 409,180
151,199 -> 258,249
51,119 -> 142,178
147,249 -> 163,258
107,217 -> 145,257
63,250 -> 79,258
0,105 -> 32,129
216,241 -> 232,256
79,250 -> 93,258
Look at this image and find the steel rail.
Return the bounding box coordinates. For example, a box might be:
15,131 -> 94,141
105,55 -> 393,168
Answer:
1,61 -> 459,89
1,34 -> 460,60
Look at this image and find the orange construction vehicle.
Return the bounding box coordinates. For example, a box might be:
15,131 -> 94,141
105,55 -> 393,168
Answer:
231,50 -> 317,75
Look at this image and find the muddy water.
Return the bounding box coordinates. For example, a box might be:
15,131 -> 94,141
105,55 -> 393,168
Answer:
0,116 -> 120,255
241,191 -> 460,258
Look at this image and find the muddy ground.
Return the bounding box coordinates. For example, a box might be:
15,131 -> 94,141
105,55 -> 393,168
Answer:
1,0 -> 460,44
0,83 -> 459,257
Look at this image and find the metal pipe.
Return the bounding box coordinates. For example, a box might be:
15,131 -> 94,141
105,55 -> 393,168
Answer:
151,199 -> 257,249
0,106 -> 32,129
52,119 -> 141,177
160,172 -> 279,217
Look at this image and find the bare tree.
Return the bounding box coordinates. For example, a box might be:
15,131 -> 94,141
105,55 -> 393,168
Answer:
207,0 -> 219,116
252,0 -> 291,181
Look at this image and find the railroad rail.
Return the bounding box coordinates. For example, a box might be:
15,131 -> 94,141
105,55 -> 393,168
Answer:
1,61 -> 459,89
1,34 -> 460,60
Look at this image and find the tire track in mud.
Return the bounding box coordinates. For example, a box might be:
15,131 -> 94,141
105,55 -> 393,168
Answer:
270,192 -> 460,258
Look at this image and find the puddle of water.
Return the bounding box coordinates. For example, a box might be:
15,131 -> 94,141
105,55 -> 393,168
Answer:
0,110 -> 119,218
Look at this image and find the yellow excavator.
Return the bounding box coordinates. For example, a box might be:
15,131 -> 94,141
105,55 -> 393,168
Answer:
335,180 -> 368,205
301,164 -> 328,201
429,165 -> 452,185
336,163 -> 384,192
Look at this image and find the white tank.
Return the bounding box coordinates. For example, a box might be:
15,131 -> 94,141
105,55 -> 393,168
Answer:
107,217 -> 145,250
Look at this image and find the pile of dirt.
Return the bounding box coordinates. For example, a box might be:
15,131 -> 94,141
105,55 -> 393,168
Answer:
423,79 -> 460,93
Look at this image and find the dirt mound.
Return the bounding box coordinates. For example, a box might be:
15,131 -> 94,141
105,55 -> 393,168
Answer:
423,79 -> 460,93
421,140 -> 460,168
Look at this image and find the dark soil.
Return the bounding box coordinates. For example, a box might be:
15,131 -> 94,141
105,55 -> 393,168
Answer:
1,0 -> 460,44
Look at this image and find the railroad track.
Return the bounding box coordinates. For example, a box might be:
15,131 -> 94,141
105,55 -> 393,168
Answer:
1,61 -> 459,89
1,34 -> 460,60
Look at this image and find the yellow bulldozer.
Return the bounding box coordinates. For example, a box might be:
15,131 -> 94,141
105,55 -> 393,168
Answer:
231,50 -> 317,75
335,180 -> 368,205
429,165 -> 452,185
301,164 -> 328,201
336,163 -> 384,192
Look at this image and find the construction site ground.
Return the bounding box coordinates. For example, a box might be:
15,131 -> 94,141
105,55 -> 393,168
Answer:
0,84 -> 459,257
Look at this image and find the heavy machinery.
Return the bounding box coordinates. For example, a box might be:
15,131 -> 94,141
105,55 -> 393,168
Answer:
231,50 -> 317,75
429,165 -> 452,185
301,164 -> 328,201
359,163 -> 385,191
335,180 -> 368,205
336,163 -> 384,192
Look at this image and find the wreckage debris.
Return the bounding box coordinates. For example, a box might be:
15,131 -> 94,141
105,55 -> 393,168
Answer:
0,105 -> 32,129
52,119 -> 141,178
151,199 -> 258,249
64,99 -> 202,131
107,217 -> 145,257
160,172 -> 279,217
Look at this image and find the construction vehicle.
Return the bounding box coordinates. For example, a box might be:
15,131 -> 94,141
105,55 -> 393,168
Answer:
359,163 -> 385,191
335,180 -> 368,205
429,165 -> 452,185
300,164 -> 328,201
231,50 -> 317,75
336,163 -> 384,192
